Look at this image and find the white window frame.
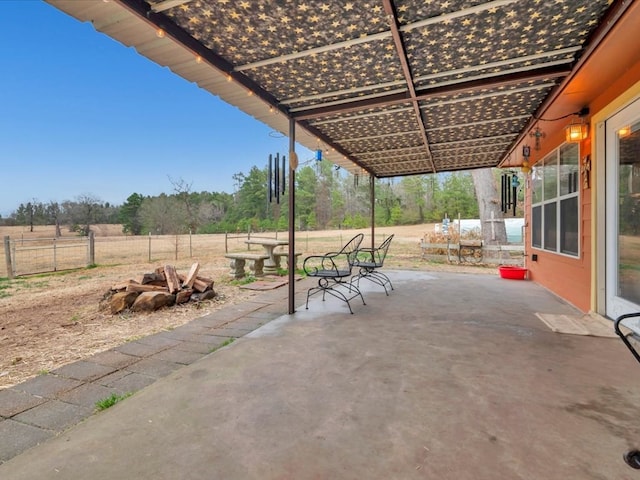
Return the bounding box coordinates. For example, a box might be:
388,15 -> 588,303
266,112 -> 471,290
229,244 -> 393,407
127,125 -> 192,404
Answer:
530,142 -> 581,257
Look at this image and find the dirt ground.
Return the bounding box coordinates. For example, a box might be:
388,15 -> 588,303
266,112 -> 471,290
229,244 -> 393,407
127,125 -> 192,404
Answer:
0,223 -> 497,389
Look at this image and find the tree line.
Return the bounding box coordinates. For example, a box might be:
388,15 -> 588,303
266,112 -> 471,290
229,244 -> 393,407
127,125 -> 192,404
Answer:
1,162 -> 509,236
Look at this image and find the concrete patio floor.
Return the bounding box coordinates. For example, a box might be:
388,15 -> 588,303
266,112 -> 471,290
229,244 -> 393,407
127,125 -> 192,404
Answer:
1,269 -> 640,479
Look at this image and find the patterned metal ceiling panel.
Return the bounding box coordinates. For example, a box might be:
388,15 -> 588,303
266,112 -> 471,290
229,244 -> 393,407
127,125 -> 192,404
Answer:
427,117 -> 528,144
366,152 -> 426,166
283,84 -> 404,111
336,132 -> 424,155
247,38 -> 404,102
399,0 -> 611,80
356,145 -> 428,160
312,106 -> 418,141
53,0 -> 618,177
414,51 -> 576,89
374,160 -> 434,176
421,80 -> 554,129
162,0 -> 390,66
430,142 -> 511,158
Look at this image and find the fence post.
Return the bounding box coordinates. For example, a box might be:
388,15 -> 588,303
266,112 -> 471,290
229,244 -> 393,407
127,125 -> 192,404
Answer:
247,230 -> 251,251
53,237 -> 57,272
88,232 -> 95,266
189,230 -> 192,258
225,232 -> 228,253
148,233 -> 152,263
4,236 -> 13,279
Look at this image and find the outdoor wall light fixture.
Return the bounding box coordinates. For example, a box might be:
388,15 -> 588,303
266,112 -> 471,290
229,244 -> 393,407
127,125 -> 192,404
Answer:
565,107 -> 590,143
521,145 -> 531,174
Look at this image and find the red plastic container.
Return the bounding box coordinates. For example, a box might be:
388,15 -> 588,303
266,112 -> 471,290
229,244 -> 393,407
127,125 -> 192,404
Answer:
498,265 -> 528,280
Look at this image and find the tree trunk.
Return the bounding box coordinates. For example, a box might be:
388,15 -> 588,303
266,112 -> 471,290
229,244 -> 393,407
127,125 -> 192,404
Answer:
471,168 -> 507,246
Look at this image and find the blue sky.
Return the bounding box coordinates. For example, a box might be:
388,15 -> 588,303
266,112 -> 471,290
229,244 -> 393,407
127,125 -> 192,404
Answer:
0,1 -> 315,217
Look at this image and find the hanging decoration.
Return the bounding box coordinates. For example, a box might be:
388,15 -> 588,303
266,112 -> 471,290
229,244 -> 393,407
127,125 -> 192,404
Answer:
500,171 -> 520,217
581,154 -> 591,189
267,153 -> 286,204
529,126 -> 546,151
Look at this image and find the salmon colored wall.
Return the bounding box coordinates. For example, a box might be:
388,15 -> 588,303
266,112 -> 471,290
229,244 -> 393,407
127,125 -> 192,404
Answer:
524,59 -> 640,313
524,134 -> 592,312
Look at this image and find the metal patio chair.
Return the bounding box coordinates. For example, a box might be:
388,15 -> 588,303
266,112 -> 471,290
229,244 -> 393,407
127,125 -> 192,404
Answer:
613,312 -> 640,469
303,233 -> 365,314
351,234 -> 394,295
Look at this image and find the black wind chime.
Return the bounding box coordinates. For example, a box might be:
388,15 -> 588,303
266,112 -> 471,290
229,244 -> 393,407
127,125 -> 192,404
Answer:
267,153 -> 286,204
500,171 -> 520,217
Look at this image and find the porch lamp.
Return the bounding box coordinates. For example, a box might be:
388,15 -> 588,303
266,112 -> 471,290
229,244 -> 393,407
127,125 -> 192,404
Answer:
521,145 -> 531,174
565,107 -> 590,143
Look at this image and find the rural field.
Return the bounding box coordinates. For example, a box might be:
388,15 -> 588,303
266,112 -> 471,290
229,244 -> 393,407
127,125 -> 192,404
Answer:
0,223 -> 497,389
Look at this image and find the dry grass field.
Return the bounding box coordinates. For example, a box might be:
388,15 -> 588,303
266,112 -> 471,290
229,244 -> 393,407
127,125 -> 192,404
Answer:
0,223 -> 497,389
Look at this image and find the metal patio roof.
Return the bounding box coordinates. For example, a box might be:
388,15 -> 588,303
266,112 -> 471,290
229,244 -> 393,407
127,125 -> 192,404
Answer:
45,0 -> 625,177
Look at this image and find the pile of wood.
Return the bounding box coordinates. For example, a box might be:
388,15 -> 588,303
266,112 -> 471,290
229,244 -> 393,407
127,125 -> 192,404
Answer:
103,262 -> 215,314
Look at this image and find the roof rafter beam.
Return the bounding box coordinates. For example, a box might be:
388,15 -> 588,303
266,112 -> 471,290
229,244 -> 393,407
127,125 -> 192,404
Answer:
402,0 -> 519,33
119,0 -> 285,114
383,0 -> 435,171
415,60 -> 572,91
414,46 -> 580,83
352,145 -> 427,156
280,79 -> 406,106
235,0 -> 518,74
309,80 -> 553,127
433,149 -> 508,159
310,106 -> 413,126
235,31 -> 391,72
117,0 -> 370,175
292,88 -> 409,114
430,141 -> 512,153
368,157 -> 433,166
286,58 -> 567,114
424,82 -> 556,108
292,64 -> 570,120
150,0 -> 193,13
431,133 -> 517,148
337,131 -> 422,143
499,0 -> 634,166
426,114 -> 530,131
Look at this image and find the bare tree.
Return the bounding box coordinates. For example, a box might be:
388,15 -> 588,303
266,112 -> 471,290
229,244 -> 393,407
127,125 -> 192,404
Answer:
470,168 -> 507,245
169,176 -> 198,232
73,194 -> 102,236
47,201 -> 62,237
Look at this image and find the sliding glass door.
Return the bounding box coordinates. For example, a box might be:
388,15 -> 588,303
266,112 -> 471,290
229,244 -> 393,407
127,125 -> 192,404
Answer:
606,100 -> 640,318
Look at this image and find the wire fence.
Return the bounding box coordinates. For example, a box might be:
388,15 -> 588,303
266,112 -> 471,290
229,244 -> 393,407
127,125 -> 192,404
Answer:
2,229 -> 518,278
1,231 -> 387,278
3,236 -> 92,277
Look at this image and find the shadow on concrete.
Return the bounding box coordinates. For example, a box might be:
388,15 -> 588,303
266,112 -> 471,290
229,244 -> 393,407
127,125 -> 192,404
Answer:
1,269 -> 640,479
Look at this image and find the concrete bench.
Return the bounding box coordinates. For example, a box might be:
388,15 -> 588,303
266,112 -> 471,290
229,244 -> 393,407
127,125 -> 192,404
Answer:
273,251 -> 302,271
224,253 -> 269,279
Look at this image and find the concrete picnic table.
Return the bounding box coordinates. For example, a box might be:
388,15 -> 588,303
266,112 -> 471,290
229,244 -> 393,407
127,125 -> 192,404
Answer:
245,238 -> 288,275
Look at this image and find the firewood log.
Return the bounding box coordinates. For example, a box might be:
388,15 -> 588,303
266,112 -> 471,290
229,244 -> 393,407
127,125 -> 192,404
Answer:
164,264 -> 181,294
